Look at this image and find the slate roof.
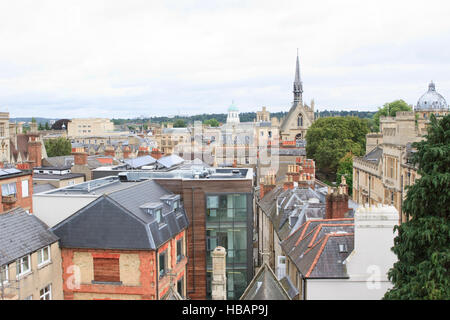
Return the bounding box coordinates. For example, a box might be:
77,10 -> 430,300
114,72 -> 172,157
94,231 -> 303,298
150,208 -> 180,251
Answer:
258,187 -> 326,241
124,155 -> 156,169
275,148 -> 306,156
51,179 -> 189,250
240,263 -> 291,300
362,146 -> 383,163
279,275 -> 299,299
281,219 -> 354,279
43,155 -> 114,169
157,154 -> 184,169
0,207 -> 59,266
33,183 -> 57,194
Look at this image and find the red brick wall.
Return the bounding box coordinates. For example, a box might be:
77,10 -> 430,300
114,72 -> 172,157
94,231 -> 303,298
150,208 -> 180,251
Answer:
0,173 -> 33,213
60,248 -> 157,300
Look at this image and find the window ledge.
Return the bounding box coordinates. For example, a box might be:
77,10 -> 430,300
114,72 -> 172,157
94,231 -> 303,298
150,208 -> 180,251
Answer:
91,281 -> 123,286
37,261 -> 52,270
16,271 -> 33,280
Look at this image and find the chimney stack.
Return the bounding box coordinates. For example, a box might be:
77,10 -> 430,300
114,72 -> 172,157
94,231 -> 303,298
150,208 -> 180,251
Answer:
151,148 -> 163,160
211,246 -> 227,300
104,146 -> 115,157
259,171 -> 276,199
123,146 -> 131,159
283,174 -> 294,190
72,147 -> 87,166
27,133 -> 42,168
325,187 -> 349,219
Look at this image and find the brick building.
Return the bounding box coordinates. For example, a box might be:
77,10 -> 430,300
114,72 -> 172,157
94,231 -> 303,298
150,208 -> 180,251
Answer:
0,168 -> 33,213
51,179 -> 189,300
118,167 -> 255,300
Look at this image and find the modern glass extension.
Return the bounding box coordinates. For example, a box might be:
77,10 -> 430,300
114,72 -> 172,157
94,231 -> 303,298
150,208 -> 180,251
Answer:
205,193 -> 253,300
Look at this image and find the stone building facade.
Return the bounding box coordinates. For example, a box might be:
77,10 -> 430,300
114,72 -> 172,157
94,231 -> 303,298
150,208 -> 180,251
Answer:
353,82 -> 449,223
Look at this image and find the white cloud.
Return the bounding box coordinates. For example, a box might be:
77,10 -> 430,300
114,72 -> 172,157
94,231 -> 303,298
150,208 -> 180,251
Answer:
0,0 -> 449,118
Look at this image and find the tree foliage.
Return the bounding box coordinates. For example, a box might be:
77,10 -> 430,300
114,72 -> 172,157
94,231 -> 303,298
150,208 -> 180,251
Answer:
373,100 -> 412,131
305,117 -> 368,177
336,152 -> 354,196
173,119 -> 187,128
203,118 -> 220,127
45,137 -> 72,157
384,114 -> 450,300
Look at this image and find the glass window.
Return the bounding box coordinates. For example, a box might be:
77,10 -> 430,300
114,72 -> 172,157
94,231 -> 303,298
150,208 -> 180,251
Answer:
40,284 -> 52,300
17,255 -> 31,276
206,193 -> 251,300
159,251 -> 166,278
177,277 -> 183,297
177,238 -> 183,262
38,246 -> 51,266
156,209 -> 162,223
207,196 -> 219,209
2,183 -> 17,196
1,265 -> 8,284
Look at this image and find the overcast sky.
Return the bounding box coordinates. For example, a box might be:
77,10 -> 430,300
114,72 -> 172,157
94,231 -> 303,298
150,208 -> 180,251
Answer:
1,0 -> 450,119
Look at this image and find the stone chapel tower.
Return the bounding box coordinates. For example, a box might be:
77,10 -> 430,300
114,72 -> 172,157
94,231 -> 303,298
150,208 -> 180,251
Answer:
280,51 -> 315,141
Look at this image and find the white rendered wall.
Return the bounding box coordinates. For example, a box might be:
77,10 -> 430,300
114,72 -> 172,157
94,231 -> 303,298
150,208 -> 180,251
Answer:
307,205 -> 398,300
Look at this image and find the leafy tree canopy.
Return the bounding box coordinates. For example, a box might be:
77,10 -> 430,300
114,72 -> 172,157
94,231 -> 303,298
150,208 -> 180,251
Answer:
384,114 -> 450,300
305,117 -> 368,176
173,119 -> 187,128
203,118 -> 220,127
336,152 -> 354,196
373,100 -> 412,131
45,137 -> 72,157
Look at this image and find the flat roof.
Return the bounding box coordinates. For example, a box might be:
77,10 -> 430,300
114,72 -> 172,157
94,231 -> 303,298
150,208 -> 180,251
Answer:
36,176 -> 144,196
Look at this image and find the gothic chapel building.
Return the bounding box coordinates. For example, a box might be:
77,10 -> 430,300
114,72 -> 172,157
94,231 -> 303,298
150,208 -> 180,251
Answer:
280,53 -> 315,141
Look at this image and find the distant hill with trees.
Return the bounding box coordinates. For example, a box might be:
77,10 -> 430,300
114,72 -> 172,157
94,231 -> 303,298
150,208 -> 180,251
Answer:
112,110 -> 376,126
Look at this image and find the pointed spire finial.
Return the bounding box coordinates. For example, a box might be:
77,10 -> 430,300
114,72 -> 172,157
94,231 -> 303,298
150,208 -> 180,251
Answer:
293,50 -> 303,104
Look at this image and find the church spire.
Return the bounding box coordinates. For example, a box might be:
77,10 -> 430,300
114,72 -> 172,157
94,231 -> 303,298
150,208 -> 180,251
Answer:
293,49 -> 303,104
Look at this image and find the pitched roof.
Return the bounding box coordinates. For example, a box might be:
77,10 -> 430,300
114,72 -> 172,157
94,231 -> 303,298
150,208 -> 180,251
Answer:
240,263 -> 291,300
51,180 -> 189,250
33,183 -> 57,194
157,154 -> 184,169
281,220 -> 354,279
362,146 -> 383,163
0,207 -> 59,266
124,155 -> 156,169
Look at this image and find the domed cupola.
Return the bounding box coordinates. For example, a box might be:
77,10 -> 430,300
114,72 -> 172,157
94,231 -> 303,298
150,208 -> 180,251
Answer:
416,81 -> 448,111
226,101 -> 240,124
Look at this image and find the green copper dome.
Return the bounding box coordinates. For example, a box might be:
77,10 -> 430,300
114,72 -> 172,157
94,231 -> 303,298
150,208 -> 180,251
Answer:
228,101 -> 238,112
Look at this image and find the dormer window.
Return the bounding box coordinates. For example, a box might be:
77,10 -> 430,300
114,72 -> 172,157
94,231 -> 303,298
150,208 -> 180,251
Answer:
338,244 -> 348,253
156,209 -> 162,223
173,200 -> 179,210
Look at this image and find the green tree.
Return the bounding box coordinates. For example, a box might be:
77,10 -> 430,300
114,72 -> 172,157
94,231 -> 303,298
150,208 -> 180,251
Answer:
173,119 -> 187,128
384,114 -> 450,300
336,152 -> 354,196
44,137 -> 72,157
373,100 -> 412,131
204,118 -> 220,127
38,123 -> 44,130
306,117 -> 368,179
45,122 -> 50,130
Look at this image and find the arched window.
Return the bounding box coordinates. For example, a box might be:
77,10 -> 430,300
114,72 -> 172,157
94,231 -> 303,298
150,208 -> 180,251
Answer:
297,114 -> 303,127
